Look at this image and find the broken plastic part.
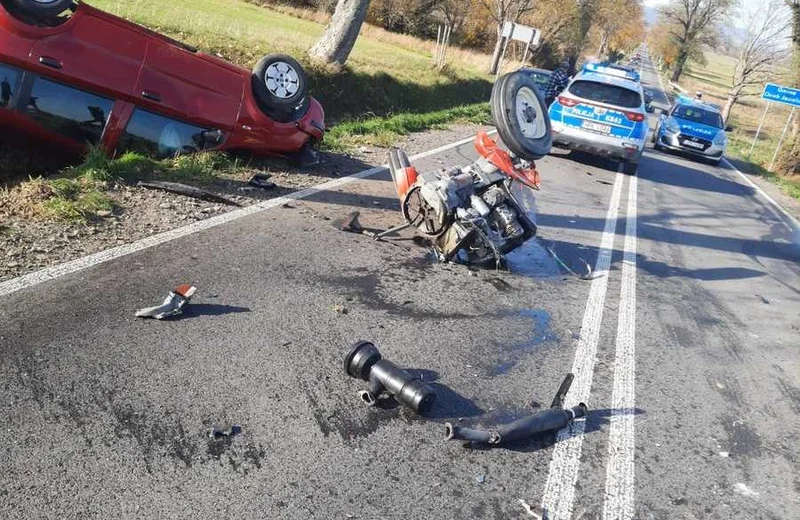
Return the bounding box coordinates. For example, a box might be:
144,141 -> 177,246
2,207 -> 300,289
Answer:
344,341 -> 436,415
135,285 -> 197,319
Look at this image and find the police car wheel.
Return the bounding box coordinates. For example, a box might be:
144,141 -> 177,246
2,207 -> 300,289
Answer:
491,71 -> 552,161
622,161 -> 638,175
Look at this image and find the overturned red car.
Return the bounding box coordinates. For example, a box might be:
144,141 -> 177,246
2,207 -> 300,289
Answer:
0,0 -> 325,163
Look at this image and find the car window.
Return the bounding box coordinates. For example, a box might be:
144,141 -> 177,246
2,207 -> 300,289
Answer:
528,72 -> 551,89
567,80 -> 642,109
118,108 -> 212,158
671,104 -> 723,128
26,78 -> 113,145
0,62 -> 22,109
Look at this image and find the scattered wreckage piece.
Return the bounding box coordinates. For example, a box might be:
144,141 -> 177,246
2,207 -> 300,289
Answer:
380,71 -> 550,266
344,341 -> 436,415
332,211 -> 364,233
137,181 -> 240,206
248,173 -> 277,190
135,284 -> 197,320
209,424 -> 242,440
444,373 -> 587,446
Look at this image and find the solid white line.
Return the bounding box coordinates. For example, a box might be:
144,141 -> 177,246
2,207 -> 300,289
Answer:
540,167 -> 625,520
602,173 -> 638,520
0,132 -> 490,298
721,158 -> 799,232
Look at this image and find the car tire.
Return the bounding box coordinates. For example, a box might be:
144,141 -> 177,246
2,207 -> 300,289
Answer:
622,160 -> 638,175
491,71 -> 552,161
6,0 -> 73,20
251,54 -> 310,124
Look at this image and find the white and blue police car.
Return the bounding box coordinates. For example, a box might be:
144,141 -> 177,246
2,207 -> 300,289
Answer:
652,95 -> 727,165
548,62 -> 649,175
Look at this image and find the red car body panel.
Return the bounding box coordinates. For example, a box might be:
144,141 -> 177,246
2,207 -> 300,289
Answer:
0,1 -> 325,159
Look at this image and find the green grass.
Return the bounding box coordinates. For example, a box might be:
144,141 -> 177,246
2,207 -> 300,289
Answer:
323,102 -> 491,151
89,0 -> 493,123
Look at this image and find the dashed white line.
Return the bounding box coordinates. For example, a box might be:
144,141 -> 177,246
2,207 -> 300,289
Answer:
602,173 -> 638,520
540,166 -> 625,520
0,132 -> 492,298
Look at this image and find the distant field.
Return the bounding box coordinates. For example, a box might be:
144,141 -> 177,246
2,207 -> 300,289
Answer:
678,51 -> 799,199
90,0 -> 494,123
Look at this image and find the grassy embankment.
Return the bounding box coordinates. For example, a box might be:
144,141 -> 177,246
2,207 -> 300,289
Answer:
1,0 -> 494,220
668,52 -> 799,200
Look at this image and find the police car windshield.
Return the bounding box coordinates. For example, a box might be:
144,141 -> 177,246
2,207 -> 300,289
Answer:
567,80 -> 641,109
672,104 -> 723,128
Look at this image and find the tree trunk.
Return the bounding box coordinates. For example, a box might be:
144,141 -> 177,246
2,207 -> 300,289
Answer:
777,1 -> 799,174
721,95 -> 736,123
671,49 -> 689,82
489,25 -> 505,74
309,0 -> 371,66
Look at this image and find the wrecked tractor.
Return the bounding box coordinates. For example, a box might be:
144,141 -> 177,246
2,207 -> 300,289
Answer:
387,71 -> 553,266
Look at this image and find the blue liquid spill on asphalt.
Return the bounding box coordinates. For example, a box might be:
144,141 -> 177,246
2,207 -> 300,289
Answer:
491,308 -> 558,375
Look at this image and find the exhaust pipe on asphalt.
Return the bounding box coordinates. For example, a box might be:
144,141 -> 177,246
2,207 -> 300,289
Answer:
344,341 -> 436,415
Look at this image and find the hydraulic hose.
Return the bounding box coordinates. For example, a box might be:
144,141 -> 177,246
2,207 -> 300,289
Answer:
445,403 -> 587,445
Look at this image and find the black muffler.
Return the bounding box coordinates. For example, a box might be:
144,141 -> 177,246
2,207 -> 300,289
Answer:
444,373 -> 586,445
344,341 -> 436,415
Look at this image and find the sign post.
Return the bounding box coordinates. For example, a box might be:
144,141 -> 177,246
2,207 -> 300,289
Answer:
756,83 -> 800,171
493,21 -> 541,77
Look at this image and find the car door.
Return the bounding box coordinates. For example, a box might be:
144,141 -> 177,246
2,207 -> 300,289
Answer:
26,8 -> 146,98
134,38 -> 243,129
0,60 -> 25,135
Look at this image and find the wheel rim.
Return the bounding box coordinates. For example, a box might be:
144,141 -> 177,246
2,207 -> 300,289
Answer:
515,87 -> 547,140
265,62 -> 300,99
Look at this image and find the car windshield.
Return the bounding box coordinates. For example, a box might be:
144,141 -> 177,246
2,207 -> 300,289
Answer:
567,80 -> 641,109
671,104 -> 723,128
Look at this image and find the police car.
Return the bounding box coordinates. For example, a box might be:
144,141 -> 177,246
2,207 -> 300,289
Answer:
548,62 -> 649,174
652,95 -> 727,165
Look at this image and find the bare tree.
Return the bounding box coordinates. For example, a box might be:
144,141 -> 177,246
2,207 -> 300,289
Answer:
720,2 -> 791,122
662,0 -> 734,82
309,0 -> 371,66
482,0 -> 535,73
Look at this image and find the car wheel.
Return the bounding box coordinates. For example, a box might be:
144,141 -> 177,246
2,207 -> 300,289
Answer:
622,160 -> 638,175
251,54 -> 310,124
6,0 -> 73,20
491,71 -> 552,161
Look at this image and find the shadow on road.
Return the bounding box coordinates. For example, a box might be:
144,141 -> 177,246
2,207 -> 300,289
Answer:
181,304 -> 251,318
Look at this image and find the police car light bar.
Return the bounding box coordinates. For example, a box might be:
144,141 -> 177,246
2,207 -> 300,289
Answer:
583,62 -> 640,82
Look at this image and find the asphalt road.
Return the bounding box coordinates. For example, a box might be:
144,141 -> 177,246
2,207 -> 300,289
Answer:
1,53 -> 799,520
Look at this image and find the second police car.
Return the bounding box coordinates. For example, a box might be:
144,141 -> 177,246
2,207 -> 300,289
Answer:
548,62 -> 649,175
652,95 -> 728,165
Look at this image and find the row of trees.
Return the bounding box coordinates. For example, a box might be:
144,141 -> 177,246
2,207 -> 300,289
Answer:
288,0 -> 644,69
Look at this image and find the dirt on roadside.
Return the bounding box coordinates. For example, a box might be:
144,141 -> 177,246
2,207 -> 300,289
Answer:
0,124 -> 483,283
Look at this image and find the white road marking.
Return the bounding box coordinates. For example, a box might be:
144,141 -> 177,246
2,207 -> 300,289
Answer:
721,158 -> 799,232
602,173 -> 638,520
540,165 -> 625,520
0,132 -> 491,298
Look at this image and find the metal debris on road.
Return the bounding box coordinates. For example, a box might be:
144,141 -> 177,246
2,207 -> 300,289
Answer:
546,245 -> 594,280
210,424 -> 242,439
332,211 -> 364,233
137,181 -> 240,206
344,341 -> 436,415
135,284 -> 197,320
248,173 -> 277,190
518,499 -> 543,519
476,474 -> 485,484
